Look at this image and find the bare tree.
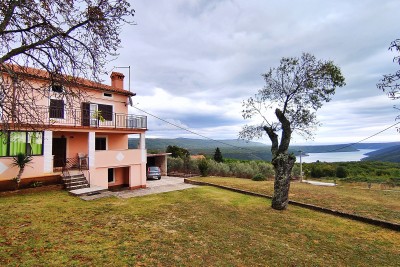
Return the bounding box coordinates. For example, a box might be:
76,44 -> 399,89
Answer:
377,39 -> 400,121
0,0 -> 134,132
240,53 -> 345,210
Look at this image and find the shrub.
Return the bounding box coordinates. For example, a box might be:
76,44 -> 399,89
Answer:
198,159 -> 209,177
208,161 -> 231,177
168,157 -> 184,173
252,174 -> 266,181
336,166 -> 348,178
30,181 -> 43,188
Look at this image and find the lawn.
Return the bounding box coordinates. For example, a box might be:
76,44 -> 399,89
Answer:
191,177 -> 400,224
0,187 -> 399,266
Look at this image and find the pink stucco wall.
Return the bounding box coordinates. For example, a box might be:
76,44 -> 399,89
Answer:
107,134 -> 128,150
0,156 -> 45,181
94,149 -> 141,168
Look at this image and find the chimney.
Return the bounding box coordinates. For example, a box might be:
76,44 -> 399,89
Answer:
110,72 -> 125,90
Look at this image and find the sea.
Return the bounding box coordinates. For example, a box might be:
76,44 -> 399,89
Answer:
295,149 -> 375,163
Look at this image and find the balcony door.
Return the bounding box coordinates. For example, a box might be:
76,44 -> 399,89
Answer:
90,104 -> 98,127
81,102 -> 113,127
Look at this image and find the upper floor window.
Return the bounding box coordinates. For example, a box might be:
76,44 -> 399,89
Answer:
49,99 -> 64,119
51,84 -> 64,93
103,92 -> 113,98
97,104 -> 113,121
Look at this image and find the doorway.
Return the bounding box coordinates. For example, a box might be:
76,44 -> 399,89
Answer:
52,137 -> 66,167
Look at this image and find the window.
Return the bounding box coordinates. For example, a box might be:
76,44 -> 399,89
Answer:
27,132 -> 43,155
0,131 -> 43,157
81,102 -> 113,126
97,104 -> 113,121
103,92 -> 113,98
0,132 -> 7,157
49,99 -> 64,119
108,168 -> 114,183
51,84 -> 63,93
95,137 -> 107,150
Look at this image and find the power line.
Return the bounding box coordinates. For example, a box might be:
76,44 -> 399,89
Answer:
327,121 -> 400,152
133,106 -> 400,158
132,106 -> 265,160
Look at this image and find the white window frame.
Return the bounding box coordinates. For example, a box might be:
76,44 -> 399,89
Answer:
95,135 -> 108,151
102,92 -> 113,99
108,168 -> 115,183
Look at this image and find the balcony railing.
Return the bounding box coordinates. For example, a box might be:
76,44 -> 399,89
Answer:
33,106 -> 147,129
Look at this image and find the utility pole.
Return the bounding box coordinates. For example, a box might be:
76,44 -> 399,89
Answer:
298,150 -> 303,182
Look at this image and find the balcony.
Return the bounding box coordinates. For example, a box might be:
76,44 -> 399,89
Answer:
30,106 -> 147,130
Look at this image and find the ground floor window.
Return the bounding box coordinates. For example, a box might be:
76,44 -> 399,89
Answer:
95,137 -> 107,150
108,168 -> 114,183
0,131 -> 43,157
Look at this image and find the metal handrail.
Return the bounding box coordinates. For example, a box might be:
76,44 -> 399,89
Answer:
61,156 -> 89,174
25,106 -> 147,129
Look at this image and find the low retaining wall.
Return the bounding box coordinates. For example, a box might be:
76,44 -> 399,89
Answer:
0,174 -> 62,192
184,178 -> 400,231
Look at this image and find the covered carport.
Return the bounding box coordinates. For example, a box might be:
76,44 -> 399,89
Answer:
147,153 -> 171,176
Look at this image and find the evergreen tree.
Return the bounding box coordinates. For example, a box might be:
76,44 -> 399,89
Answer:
213,147 -> 224,163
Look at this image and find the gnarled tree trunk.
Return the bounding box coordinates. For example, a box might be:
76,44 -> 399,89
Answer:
271,153 -> 296,210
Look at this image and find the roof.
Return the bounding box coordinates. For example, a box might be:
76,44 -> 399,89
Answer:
1,64 -> 135,97
147,153 -> 172,157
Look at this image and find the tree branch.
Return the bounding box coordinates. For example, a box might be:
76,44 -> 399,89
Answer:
0,0 -> 18,32
1,19 -> 90,63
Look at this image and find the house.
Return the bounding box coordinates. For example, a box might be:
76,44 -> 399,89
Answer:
0,66 -> 147,191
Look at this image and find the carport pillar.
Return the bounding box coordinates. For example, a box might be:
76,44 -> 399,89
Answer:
139,132 -> 146,150
139,132 -> 147,187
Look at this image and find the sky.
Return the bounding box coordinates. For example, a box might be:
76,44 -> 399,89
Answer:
105,0 -> 400,145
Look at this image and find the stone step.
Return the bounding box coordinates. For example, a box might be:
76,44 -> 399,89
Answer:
62,173 -> 89,191
63,176 -> 86,182
63,175 -> 86,180
67,184 -> 90,190
64,180 -> 88,186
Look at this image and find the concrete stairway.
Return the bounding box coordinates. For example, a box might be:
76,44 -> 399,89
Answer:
62,173 -> 89,191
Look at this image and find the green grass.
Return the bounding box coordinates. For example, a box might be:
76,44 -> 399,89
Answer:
191,177 -> 400,224
0,187 -> 399,266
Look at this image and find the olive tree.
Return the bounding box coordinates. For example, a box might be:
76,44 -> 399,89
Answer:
0,0 -> 134,132
239,53 -> 345,210
377,39 -> 400,121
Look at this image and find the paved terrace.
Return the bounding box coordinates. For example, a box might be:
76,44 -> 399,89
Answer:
78,176 -> 198,201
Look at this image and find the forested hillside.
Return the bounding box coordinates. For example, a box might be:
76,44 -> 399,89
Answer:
362,145 -> 400,162
128,138 -> 399,161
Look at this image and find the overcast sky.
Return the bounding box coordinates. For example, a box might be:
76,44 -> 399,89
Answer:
106,0 -> 400,145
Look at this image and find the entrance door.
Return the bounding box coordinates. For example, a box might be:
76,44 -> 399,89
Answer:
53,137 -> 67,167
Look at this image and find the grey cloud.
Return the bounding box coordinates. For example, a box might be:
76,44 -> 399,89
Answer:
110,0 -> 400,143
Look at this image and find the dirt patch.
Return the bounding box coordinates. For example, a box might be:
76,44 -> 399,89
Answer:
0,184 -> 63,197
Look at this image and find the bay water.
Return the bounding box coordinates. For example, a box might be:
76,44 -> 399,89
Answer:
296,149 -> 375,163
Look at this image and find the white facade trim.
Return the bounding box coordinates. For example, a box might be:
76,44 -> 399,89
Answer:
88,131 -> 95,168
43,131 -> 53,173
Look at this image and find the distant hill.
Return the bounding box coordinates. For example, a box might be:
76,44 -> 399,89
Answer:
353,142 -> 400,150
362,145 -> 400,162
128,138 -> 399,162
